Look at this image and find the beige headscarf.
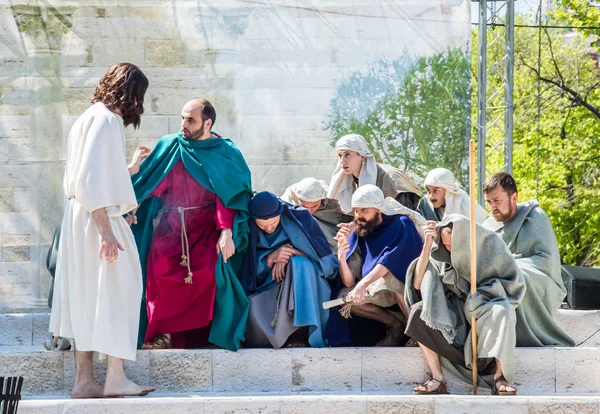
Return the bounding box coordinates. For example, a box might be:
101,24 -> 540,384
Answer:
352,184 -> 426,238
281,177 -> 329,204
327,134 -> 378,213
424,168 -> 488,223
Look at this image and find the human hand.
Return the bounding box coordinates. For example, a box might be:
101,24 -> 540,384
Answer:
128,146 -> 151,175
272,262 -> 286,282
347,280 -> 368,303
337,238 -> 349,262
267,244 -> 296,267
423,221 -> 437,245
334,222 -> 353,244
99,232 -> 124,262
217,229 -> 235,263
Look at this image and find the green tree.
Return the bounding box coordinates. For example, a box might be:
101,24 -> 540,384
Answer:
474,17 -> 600,265
326,49 -> 470,183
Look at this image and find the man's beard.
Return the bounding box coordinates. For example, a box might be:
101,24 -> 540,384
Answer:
495,204 -> 515,222
354,216 -> 380,237
183,120 -> 206,141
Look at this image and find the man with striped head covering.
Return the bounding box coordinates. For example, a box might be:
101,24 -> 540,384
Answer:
327,134 -> 421,214
417,168 -> 487,223
329,185 -> 423,347
281,177 -> 352,253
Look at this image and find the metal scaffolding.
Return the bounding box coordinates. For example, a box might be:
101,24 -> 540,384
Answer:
474,0 -> 515,203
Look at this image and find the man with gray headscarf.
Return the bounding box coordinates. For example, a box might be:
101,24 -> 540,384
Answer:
405,215 -> 525,395
327,134 -> 421,214
418,167 -> 487,223
482,172 -> 574,347
281,177 -> 352,253
328,185 -> 423,347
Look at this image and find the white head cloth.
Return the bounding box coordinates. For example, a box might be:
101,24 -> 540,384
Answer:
327,134 -> 378,214
281,177 -> 329,205
423,168 -> 488,223
351,184 -> 427,237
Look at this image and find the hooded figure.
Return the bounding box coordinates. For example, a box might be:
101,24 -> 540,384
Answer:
241,191 -> 339,348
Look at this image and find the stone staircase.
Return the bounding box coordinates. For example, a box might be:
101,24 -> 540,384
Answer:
1,310 -> 599,413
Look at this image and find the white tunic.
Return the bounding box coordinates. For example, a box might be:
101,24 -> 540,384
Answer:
49,102 -> 142,361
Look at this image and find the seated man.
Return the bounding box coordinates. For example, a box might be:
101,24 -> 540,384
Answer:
405,215 -> 525,395
417,168 -> 487,223
330,185 -> 423,347
241,191 -> 339,348
281,177 -> 352,252
482,172 -> 574,346
327,134 -> 421,213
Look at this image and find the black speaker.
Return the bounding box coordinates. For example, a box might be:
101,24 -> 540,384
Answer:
561,265 -> 600,310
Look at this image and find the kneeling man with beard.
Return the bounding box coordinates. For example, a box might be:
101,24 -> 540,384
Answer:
329,185 -> 423,346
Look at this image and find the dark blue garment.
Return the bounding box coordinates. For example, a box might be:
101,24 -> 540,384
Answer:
240,200 -> 333,295
328,214 -> 423,346
347,214 -> 423,283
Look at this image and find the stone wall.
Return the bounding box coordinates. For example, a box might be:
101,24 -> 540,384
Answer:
0,0 -> 470,311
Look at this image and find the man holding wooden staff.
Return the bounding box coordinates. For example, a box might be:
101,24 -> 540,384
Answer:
404,215 -> 525,395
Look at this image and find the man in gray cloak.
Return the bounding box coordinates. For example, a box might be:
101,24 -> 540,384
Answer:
482,172 -> 574,347
405,215 -> 525,395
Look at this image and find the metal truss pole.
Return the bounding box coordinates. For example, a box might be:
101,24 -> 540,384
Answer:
474,0 -> 515,204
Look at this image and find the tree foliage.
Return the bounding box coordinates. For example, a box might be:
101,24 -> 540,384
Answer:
326,49 -> 470,183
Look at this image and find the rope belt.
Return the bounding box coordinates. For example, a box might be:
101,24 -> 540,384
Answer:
158,206 -> 207,284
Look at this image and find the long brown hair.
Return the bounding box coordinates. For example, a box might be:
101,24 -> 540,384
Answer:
91,63 -> 149,129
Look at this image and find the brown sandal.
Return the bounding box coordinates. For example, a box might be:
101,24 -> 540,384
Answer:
413,372 -> 449,394
491,375 -> 517,396
141,334 -> 172,350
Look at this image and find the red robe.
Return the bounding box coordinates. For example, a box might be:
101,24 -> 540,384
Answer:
144,161 -> 234,347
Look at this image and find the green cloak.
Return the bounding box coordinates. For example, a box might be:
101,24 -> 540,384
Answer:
131,133 -> 252,351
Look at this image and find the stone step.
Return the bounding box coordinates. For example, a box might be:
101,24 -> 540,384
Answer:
1,309 -> 599,348
1,347 -> 599,397
16,394 -> 600,414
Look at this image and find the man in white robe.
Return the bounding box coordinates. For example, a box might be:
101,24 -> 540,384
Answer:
417,168 -> 487,223
49,63 -> 156,398
327,134 -> 421,213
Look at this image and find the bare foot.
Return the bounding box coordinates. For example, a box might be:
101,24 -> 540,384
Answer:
71,381 -> 105,399
103,376 -> 156,398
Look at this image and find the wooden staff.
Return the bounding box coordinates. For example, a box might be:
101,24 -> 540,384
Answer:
469,139 -> 478,394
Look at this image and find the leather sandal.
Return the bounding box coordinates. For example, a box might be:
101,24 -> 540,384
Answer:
491,375 -> 517,396
141,334 -> 172,350
413,372 -> 449,394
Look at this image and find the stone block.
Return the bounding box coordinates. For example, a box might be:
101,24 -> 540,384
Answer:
361,347 -> 425,392
13,401 -> 60,414
0,351 -> 63,395
204,397 -> 282,414
527,397 -> 599,414
0,262 -> 31,284
281,396 -> 366,414
0,313 -> 32,345
145,39 -> 185,67
212,349 -> 292,392
13,188 -> 31,212
291,348 -> 361,392
62,88 -> 95,116
91,39 -> 145,69
367,396 -> 435,414
149,349 -> 211,392
0,213 -> 32,234
557,310 -> 600,346
11,283 -> 31,297
513,347 -> 556,394
72,17 -> 136,39
3,234 -> 31,262
146,88 -> 206,116
59,398 -> 204,414
0,165 -> 31,187
33,313 -> 51,345
0,188 -> 13,212
0,283 -> 13,297
0,115 -> 30,138
556,348 -> 600,393
434,397 -> 528,414
64,350 -> 149,393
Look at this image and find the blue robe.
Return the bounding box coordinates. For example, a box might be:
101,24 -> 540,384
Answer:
243,204 -> 338,348
328,214 -> 423,346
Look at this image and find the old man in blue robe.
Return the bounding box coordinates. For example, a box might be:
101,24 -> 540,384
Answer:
241,191 -> 339,348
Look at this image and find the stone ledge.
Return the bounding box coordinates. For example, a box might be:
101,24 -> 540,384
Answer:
16,395 -> 600,414
2,347 -> 600,396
